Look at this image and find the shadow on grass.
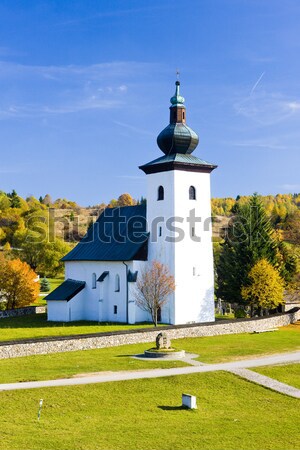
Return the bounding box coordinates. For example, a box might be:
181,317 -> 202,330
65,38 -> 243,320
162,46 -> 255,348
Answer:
158,405 -> 193,411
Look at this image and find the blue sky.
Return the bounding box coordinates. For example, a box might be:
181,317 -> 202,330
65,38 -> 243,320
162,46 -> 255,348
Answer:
0,0 -> 299,205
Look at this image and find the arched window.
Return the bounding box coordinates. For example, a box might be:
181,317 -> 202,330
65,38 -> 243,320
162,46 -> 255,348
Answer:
158,185 -> 164,201
92,273 -> 97,289
189,185 -> 196,200
115,274 -> 120,292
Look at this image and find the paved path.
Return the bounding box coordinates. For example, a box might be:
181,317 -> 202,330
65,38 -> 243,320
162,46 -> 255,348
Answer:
230,368 -> 300,399
0,351 -> 299,395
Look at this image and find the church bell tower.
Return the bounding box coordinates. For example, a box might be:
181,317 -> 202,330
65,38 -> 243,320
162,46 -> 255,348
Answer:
139,80 -> 217,325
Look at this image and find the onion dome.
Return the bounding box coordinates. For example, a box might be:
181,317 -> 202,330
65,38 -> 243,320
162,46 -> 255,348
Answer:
157,81 -> 199,155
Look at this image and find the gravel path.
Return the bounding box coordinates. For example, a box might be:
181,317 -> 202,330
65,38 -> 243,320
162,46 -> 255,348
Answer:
230,368 -> 300,398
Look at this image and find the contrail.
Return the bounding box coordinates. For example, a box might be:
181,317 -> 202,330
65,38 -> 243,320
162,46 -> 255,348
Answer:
251,71 -> 265,94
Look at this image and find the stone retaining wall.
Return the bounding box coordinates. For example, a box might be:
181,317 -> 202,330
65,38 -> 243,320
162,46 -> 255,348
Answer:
0,309 -> 299,359
0,306 -> 46,319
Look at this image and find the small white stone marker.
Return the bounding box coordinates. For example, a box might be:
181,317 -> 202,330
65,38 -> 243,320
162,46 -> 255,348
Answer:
182,393 -> 197,409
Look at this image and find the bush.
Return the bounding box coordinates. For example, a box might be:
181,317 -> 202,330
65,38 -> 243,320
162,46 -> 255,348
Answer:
234,308 -> 247,318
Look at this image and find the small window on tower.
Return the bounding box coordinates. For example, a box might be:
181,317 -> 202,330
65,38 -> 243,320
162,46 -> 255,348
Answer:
189,186 -> 196,200
182,111 -> 185,120
158,185 -> 164,201
114,305 -> 118,315
115,274 -> 120,292
92,273 -> 97,289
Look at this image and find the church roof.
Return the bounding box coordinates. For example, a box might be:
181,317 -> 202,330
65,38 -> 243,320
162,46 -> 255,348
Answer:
45,279 -> 86,302
139,153 -> 217,174
62,204 -> 149,262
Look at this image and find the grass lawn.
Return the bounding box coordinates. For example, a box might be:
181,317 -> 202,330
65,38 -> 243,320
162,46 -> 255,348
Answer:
0,323 -> 298,384
253,363 -> 300,389
0,343 -> 189,384
174,322 -> 300,364
0,313 -> 162,341
0,371 -> 299,450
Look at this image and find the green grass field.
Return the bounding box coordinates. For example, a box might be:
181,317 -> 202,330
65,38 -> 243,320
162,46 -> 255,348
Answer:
0,371 -> 299,450
253,363 -> 300,389
0,343 -> 188,384
175,322 -> 300,363
0,323 -> 298,384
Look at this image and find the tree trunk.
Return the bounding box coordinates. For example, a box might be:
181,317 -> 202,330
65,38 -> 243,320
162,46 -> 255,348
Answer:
154,309 -> 157,327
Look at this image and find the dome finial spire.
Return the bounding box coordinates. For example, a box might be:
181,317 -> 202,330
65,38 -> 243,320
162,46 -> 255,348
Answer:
157,79 -> 199,155
170,77 -> 185,106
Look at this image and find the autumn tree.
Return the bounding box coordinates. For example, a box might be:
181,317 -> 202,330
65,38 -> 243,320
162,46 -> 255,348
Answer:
133,261 -> 175,326
0,256 -> 40,309
241,259 -> 284,315
282,210 -> 300,245
117,193 -> 135,207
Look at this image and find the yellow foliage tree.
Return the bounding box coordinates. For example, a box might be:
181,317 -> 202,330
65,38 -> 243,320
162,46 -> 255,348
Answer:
0,255 -> 40,309
241,259 -> 284,313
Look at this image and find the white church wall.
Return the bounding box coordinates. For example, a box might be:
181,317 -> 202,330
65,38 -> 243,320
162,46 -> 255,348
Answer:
146,169 -> 215,325
146,171 -> 176,324
47,300 -> 68,322
65,260 -> 151,323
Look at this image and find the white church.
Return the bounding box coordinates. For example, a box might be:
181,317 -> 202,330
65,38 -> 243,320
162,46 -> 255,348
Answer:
46,81 -> 217,325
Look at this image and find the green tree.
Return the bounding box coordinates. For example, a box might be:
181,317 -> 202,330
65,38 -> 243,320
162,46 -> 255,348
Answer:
40,239 -> 71,276
40,276 -> 51,292
7,190 -> 21,208
241,259 -> 284,315
216,194 -> 290,305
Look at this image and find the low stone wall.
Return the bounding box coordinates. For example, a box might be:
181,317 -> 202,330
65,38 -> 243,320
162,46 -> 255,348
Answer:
0,306 -> 46,319
0,309 -> 299,360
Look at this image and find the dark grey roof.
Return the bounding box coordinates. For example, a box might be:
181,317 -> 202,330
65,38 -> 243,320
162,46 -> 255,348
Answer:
62,204 -> 149,262
127,270 -> 138,282
157,123 -> 199,155
98,271 -> 109,282
45,279 -> 85,302
139,153 -> 217,174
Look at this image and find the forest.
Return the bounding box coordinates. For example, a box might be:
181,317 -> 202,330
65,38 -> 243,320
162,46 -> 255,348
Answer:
0,189 -> 299,314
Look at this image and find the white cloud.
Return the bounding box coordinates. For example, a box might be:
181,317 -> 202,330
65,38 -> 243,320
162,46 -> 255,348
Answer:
234,90 -> 300,126
114,121 -> 154,136
0,61 -> 159,119
229,139 -> 286,150
285,101 -> 300,111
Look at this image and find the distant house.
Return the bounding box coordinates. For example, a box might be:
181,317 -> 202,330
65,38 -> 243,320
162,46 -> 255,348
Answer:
46,81 -> 217,325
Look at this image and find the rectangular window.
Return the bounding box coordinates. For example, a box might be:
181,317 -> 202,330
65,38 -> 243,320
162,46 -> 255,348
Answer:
114,305 -> 118,315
